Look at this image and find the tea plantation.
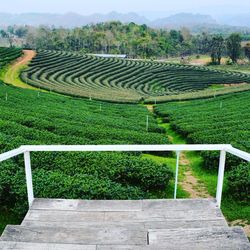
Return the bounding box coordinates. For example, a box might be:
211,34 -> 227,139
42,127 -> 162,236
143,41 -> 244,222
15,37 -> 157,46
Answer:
21,50 -> 250,103
0,47 -> 22,67
155,91 -> 250,170
0,82 -> 172,218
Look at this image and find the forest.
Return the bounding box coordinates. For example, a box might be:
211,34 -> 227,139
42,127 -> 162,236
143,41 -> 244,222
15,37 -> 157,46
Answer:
1,22 -> 250,60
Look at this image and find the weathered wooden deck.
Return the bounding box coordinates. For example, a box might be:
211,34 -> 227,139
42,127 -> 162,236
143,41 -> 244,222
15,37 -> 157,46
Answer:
0,198 -> 249,249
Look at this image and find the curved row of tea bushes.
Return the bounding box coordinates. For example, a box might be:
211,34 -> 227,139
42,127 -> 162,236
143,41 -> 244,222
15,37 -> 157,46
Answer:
0,82 -> 172,217
155,91 -> 250,170
0,47 -> 22,67
21,50 -> 250,103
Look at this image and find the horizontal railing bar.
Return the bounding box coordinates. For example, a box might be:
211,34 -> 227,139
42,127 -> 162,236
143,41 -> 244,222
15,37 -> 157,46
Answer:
0,145 -> 249,164
0,147 -> 25,162
20,144 -> 232,152
226,146 -> 250,162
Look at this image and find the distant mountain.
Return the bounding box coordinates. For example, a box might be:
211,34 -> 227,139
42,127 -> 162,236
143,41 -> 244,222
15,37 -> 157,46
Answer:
0,12 -> 148,28
150,13 -> 217,29
0,11 -> 249,34
219,13 -> 250,27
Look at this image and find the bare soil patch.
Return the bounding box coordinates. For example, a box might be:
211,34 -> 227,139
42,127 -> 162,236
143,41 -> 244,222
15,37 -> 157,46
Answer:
223,83 -> 247,87
15,50 -> 36,67
3,50 -> 38,90
179,153 -> 212,199
146,105 -> 154,113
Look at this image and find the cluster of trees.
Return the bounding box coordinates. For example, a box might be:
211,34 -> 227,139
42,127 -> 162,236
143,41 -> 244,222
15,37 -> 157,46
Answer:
0,26 -> 28,47
22,22 -> 197,58
244,43 -> 250,60
0,22 -> 249,62
209,33 -> 242,64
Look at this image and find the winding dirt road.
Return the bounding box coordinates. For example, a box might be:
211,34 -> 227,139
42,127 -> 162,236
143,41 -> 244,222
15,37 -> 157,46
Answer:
3,50 -> 37,90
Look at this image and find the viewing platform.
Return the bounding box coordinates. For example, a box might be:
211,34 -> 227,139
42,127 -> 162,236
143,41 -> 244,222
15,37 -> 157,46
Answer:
0,198 -> 249,249
0,144 -> 249,249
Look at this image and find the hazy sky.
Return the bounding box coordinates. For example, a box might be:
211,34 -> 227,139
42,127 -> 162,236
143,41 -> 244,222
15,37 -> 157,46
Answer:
1,0 -> 250,17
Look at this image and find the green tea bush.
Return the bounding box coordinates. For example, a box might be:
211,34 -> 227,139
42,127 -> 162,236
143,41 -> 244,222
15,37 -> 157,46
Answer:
227,163 -> 250,202
0,83 -> 173,216
0,47 -> 22,67
156,91 -> 250,170
21,50 -> 250,103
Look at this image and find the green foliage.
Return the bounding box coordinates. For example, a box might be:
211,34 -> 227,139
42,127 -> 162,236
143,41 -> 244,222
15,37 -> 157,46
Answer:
226,163 -> 250,202
226,33 -> 242,63
155,91 -> 250,170
0,47 -> 22,67
210,35 -> 225,65
244,43 -> 250,60
24,22 -> 194,58
21,50 -> 250,103
0,83 -> 172,216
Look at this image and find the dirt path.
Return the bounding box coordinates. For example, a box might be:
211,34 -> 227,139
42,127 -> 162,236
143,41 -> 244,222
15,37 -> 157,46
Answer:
12,50 -> 36,69
3,50 -> 38,90
146,105 -> 154,113
147,104 -> 211,199
179,153 -> 212,198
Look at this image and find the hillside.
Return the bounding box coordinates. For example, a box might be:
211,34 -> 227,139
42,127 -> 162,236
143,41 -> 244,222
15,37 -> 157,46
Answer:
0,12 -> 148,28
151,13 -> 216,29
21,50 -> 250,103
1,12 -> 250,32
0,47 -> 249,238
0,47 -> 22,68
0,81 -> 174,231
155,91 -> 250,169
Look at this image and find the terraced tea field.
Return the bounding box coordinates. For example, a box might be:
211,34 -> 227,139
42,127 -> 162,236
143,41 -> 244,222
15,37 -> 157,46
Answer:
0,47 -> 22,67
21,50 -> 250,103
0,82 -> 173,228
155,91 -> 250,169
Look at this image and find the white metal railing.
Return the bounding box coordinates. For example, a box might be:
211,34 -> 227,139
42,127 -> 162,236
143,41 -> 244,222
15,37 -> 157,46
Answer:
0,144 -> 249,209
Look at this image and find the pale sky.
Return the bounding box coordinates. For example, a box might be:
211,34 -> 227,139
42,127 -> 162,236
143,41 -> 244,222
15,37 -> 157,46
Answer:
1,0 -> 250,17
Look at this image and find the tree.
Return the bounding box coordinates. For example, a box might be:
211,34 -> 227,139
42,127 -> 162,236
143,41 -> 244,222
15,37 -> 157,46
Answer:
15,26 -> 28,38
244,43 -> 250,60
210,35 -> 224,65
0,29 -> 13,47
226,33 -> 242,63
180,27 -> 191,41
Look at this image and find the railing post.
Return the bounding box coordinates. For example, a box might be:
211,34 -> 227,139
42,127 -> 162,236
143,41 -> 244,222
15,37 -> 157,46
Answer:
216,150 -> 226,208
24,151 -> 34,207
174,151 -> 181,199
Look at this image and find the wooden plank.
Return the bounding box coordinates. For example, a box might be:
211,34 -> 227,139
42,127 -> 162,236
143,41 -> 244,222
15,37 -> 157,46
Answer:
23,210 -> 106,223
97,242 -> 250,250
1,242 -> 249,250
21,221 -> 145,230
1,225 -> 148,245
22,219 -> 226,230
31,198 -> 142,211
143,219 -> 227,229
103,209 -> 224,222
23,208 -> 224,224
0,242 -> 96,250
148,226 -> 249,244
142,199 -> 218,211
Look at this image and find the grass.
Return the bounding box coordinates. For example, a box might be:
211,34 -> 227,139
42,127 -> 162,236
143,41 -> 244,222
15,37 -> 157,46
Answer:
142,154 -> 189,199
158,120 -> 218,197
1,64 -> 38,90
210,63 -> 250,74
155,113 -> 249,226
143,118 -> 189,199
158,120 -> 186,144
186,151 -> 217,196
187,148 -> 250,224
221,197 -> 250,223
